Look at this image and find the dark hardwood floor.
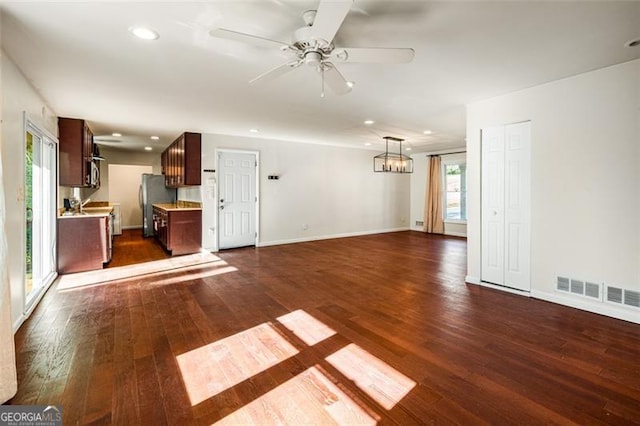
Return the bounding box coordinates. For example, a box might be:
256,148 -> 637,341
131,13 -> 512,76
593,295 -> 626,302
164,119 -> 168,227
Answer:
9,231 -> 640,424
107,229 -> 170,268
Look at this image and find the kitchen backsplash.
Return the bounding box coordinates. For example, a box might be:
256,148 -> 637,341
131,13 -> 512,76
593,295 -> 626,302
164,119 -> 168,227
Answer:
177,200 -> 202,208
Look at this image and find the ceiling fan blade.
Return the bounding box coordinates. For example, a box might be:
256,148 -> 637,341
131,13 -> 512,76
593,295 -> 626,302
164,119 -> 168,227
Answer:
210,28 -> 289,49
320,64 -> 352,95
332,47 -> 415,64
309,0 -> 353,44
250,60 -> 303,85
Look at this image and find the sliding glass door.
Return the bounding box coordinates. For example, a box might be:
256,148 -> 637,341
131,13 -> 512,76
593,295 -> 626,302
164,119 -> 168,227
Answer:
25,119 -> 57,310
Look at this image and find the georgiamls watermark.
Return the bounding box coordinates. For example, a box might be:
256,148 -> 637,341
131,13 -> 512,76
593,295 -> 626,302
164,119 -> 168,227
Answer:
0,405 -> 62,426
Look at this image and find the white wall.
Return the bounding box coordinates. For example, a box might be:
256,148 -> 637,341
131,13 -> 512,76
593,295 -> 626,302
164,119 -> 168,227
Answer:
1,53 -> 57,329
410,152 -> 468,237
466,59 -> 640,323
108,164 -> 152,228
200,134 -> 411,251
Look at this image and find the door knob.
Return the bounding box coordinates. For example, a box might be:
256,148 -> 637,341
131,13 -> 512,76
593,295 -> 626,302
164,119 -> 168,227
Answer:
220,199 -> 224,203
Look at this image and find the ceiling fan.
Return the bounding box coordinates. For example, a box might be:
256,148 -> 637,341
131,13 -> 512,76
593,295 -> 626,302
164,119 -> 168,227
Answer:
209,0 -> 415,96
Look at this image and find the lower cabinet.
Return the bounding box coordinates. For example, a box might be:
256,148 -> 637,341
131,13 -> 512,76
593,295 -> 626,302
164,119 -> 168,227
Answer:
153,207 -> 201,256
58,216 -> 111,274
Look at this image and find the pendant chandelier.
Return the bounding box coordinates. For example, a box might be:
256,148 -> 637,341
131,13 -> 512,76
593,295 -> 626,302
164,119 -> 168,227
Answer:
373,136 -> 413,173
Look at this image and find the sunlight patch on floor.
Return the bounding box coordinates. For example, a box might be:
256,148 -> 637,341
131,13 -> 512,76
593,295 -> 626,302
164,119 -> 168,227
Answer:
177,322 -> 299,406
146,265 -> 237,287
277,309 -> 336,346
213,366 -> 378,426
57,252 -> 226,290
326,344 -> 416,410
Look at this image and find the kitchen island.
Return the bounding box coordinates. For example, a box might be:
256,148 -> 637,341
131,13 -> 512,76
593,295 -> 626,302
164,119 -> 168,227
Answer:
152,203 -> 202,256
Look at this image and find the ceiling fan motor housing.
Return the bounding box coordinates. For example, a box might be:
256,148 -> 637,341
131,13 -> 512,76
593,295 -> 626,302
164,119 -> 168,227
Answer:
304,51 -> 322,66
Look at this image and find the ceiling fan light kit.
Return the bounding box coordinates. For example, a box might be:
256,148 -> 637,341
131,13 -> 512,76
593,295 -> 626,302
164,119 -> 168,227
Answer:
374,136 -> 413,174
210,0 -> 414,97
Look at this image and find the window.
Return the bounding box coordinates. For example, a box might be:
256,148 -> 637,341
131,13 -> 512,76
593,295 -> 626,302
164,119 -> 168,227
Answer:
443,161 -> 466,221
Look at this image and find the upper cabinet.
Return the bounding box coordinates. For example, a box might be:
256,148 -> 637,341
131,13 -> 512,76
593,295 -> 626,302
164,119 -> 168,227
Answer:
162,132 -> 201,187
58,117 -> 98,188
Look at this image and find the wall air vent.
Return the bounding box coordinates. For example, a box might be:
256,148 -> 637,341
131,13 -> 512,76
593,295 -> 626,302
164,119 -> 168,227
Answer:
585,282 -> 601,300
415,220 -> 424,227
556,276 -> 600,300
623,290 -> 640,308
557,276 -> 570,292
607,286 -> 623,304
570,279 -> 584,295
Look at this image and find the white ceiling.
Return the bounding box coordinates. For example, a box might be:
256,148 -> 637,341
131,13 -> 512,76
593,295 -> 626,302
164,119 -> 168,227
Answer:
1,1 -> 639,153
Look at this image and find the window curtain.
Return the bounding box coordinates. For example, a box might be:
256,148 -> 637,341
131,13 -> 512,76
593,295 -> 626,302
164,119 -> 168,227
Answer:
423,155 -> 444,234
0,143 -> 18,403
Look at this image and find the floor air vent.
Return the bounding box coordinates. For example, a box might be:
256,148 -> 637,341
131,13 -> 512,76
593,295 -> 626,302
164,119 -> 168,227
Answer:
557,276 -> 600,300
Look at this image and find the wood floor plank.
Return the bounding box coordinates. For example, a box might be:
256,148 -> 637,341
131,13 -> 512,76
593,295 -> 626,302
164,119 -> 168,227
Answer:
9,231 -> 640,425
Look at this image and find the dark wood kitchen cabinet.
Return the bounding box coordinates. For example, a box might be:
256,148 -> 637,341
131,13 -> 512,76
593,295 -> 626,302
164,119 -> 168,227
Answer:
161,132 -> 201,187
153,205 -> 201,256
57,215 -> 111,274
58,117 -> 97,187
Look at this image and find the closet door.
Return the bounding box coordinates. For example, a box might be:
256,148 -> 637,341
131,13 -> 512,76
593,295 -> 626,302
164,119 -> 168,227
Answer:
481,122 -> 530,291
481,126 -> 506,285
504,122 -> 531,290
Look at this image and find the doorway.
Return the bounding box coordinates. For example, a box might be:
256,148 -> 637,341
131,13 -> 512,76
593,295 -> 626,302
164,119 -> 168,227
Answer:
25,119 -> 57,311
481,121 -> 531,292
217,150 -> 259,250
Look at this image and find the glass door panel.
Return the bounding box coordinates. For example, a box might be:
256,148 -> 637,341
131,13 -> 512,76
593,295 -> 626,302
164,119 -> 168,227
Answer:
25,120 -> 57,309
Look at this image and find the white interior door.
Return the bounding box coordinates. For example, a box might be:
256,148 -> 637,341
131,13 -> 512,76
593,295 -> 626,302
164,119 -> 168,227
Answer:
481,126 -> 505,286
218,151 -> 257,249
481,122 -> 531,291
504,122 -> 531,290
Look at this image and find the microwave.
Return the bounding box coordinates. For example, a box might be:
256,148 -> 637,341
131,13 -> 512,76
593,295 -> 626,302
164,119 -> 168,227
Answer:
88,161 -> 100,187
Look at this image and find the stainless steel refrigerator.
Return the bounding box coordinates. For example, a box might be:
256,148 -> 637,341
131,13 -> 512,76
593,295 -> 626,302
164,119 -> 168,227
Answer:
139,174 -> 176,237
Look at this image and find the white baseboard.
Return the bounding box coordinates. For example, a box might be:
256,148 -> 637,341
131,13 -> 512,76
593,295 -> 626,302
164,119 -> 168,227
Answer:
468,280 -> 531,297
445,231 -> 467,238
257,227 -> 410,248
465,275 -> 480,285
531,289 -> 640,325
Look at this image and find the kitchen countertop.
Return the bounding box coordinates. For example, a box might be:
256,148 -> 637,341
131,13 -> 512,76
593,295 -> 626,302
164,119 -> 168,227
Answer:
153,203 -> 202,212
58,206 -> 114,219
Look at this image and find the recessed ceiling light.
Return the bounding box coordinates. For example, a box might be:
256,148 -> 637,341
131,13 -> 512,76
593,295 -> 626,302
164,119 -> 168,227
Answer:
405,147 -> 412,151
364,142 -> 372,146
249,128 -> 259,133
364,120 -> 374,125
129,26 -> 159,41
625,38 -> 640,48
112,132 -> 122,137
423,130 -> 433,135
144,146 -> 152,151
150,136 -> 160,140
346,81 -> 355,88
